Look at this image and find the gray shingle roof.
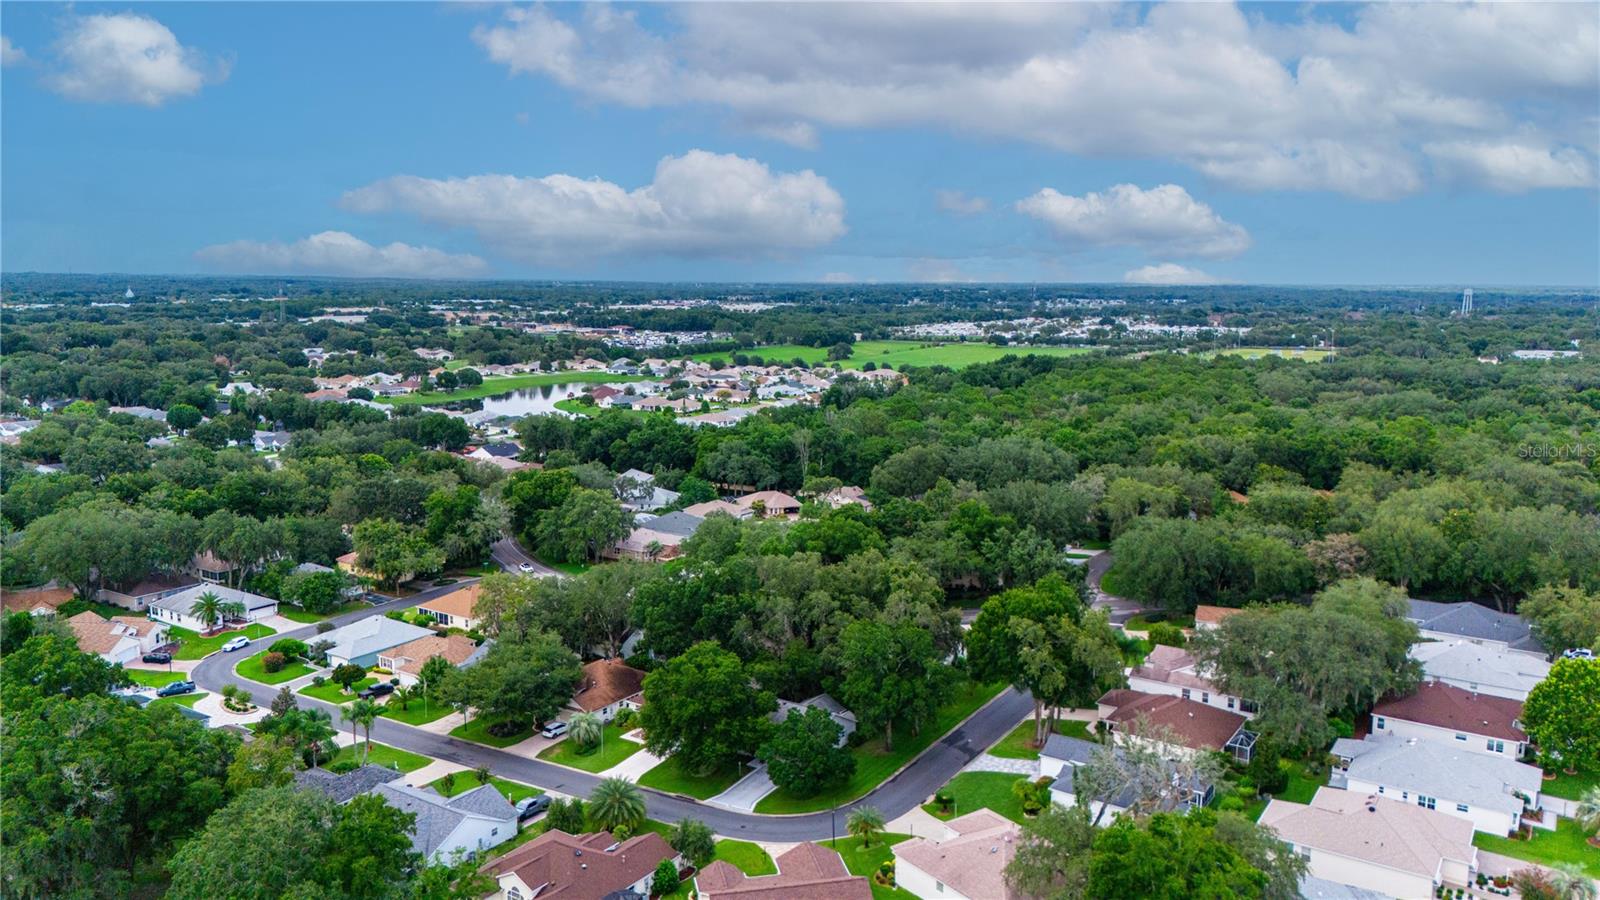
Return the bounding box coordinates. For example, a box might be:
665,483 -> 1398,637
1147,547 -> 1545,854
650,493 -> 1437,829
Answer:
317,617 -> 435,662
1407,599 -> 1544,653
638,510 -> 704,538
373,782 -> 516,859
1335,735 -> 1542,817
294,764 -> 401,803
1041,735 -> 1212,809
150,583 -> 277,616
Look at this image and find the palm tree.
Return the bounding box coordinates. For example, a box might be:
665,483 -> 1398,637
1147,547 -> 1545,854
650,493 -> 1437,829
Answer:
1576,786 -> 1600,847
587,777 -> 646,834
569,712 -> 604,751
391,685 -> 417,711
192,591 -> 225,632
1552,864 -> 1598,900
302,708 -> 336,768
218,600 -> 246,625
347,699 -> 382,763
847,806 -> 886,848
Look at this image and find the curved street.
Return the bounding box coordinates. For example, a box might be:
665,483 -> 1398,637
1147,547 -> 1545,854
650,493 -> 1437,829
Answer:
191,579 -> 1033,841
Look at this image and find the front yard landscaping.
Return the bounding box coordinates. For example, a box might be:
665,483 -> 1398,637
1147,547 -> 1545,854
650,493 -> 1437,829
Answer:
1473,819 -> 1600,877
822,833 -> 918,900
152,692 -> 207,709
989,717 -> 1094,760
169,623 -> 275,660
636,756 -> 747,799
124,669 -> 187,688
328,741 -> 431,773
922,771 -> 1039,823
1540,766 -> 1599,801
236,649 -> 316,685
278,601 -> 368,624
1123,613 -> 1195,632
378,696 -> 454,726
755,680 -> 1007,814
298,677 -> 376,704
536,724 -> 643,772
427,774 -> 543,804
449,717 -> 533,748
708,839 -> 776,876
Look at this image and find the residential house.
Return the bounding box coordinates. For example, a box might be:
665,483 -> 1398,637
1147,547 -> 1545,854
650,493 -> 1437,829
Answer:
467,442 -> 523,464
108,405 -> 167,422
1125,644 -> 1252,717
414,348 -> 455,362
481,829 -> 677,900
0,418 -> 42,439
1039,734 -> 1214,825
1260,788 -> 1478,900
683,499 -> 750,519
734,491 -> 802,519
1329,735 -> 1545,835
377,634 -> 488,688
67,611 -> 169,665
295,764 -> 402,803
892,809 -> 1023,900
335,550 -> 383,582
568,658 -> 646,722
373,782 -> 518,862
148,584 -> 279,632
696,842 -> 871,900
188,550 -> 241,585
1193,605 -> 1242,631
770,694 -> 857,745
304,388 -> 349,402
97,573 -> 202,612
589,385 -> 623,406
316,617 -> 436,668
1370,681 -> 1528,760
1096,688 -> 1256,761
819,485 -> 873,512
221,381 -> 262,396
0,585 -> 75,616
252,430 -> 293,453
416,583 -> 484,631
1409,640 -> 1550,701
616,469 -> 681,512
1406,599 -> 1545,658
607,511 -> 704,561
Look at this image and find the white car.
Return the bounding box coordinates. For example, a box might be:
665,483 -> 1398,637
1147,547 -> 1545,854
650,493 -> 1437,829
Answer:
540,720 -> 569,739
518,562 -> 535,574
220,635 -> 251,653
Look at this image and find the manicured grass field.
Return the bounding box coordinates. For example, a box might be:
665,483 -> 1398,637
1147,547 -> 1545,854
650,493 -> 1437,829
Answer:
1276,761 -> 1325,805
378,696 -> 455,726
152,691 -> 207,708
821,834 -> 918,900
1096,565 -> 1131,598
278,601 -> 368,624
1540,766 -> 1599,801
922,771 -> 1035,823
298,677 -> 375,704
549,560 -> 592,576
1213,347 -> 1331,361
1473,819 -> 1600,877
637,756 -> 747,799
536,725 -> 643,772
449,717 -> 534,748
989,717 -> 1094,760
693,340 -> 1093,372
328,741 -> 432,773
236,649 -> 316,685
755,681 -> 1006,814
1123,613 -> 1195,632
428,774 -> 543,804
169,623 -> 276,660
124,668 -> 187,688
709,839 -> 776,876
382,371 -> 643,405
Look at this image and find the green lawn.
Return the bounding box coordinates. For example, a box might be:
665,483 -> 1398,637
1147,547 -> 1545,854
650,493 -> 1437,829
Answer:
449,717 -> 534,748
755,681 -> 1006,814
379,697 -> 455,726
989,717 -> 1094,760
152,691 -> 207,708
1213,347 -> 1332,362
278,601 -> 368,624
536,725 -> 643,772
169,623 -> 276,660
428,774 -> 543,804
298,677 -> 376,704
922,771 -> 1035,824
1473,819 -> 1600,877
547,559 -> 591,576
328,741 -> 432,773
692,340 -> 1093,371
1096,565 -> 1130,598
1276,761 -> 1325,805
637,756 -> 748,799
236,649 -> 316,685
1123,613 -> 1195,632
1540,767 -> 1599,801
821,833 -> 918,900
709,839 -> 776,876
124,668 -> 187,688
382,371 -> 644,405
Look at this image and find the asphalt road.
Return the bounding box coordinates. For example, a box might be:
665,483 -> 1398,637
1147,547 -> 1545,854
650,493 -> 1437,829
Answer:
193,580 -> 1033,840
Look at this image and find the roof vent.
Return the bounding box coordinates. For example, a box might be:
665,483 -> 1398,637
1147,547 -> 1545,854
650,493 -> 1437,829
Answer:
1367,805 -> 1377,812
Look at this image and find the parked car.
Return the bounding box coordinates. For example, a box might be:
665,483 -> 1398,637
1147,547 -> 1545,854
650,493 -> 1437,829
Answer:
1562,647 -> 1595,660
221,636 -> 251,652
515,795 -> 551,821
142,651 -> 172,664
518,562 -> 535,574
359,682 -> 395,699
540,720 -> 569,739
156,680 -> 196,697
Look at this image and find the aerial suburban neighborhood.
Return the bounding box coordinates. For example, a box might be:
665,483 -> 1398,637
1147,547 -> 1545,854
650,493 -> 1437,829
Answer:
3,1 -> 1599,899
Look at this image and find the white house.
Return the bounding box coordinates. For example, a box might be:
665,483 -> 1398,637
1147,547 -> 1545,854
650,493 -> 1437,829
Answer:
147,584 -> 278,632
376,634 -> 487,688
1409,639 -> 1551,701
1370,680 -> 1529,760
373,782 -> 517,862
567,658 -> 646,723
317,617 -> 435,668
1406,599 -> 1545,658
1260,788 -> 1478,900
892,809 -> 1022,900
1039,733 -> 1214,825
66,612 -> 168,665
1330,735 -> 1545,836
1124,644 -> 1252,717
770,694 -> 857,746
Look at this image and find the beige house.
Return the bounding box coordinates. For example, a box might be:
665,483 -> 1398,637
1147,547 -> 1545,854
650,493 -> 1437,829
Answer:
479,829 -> 677,900
892,809 -> 1022,900
67,611 -> 168,665
377,633 -> 486,688
416,584 -> 483,631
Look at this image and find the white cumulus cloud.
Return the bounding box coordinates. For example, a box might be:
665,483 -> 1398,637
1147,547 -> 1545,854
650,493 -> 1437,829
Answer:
1017,184 -> 1250,259
1424,141 -> 1597,193
1123,263 -> 1220,285
195,231 -> 487,278
935,190 -> 990,216
341,150 -> 846,264
46,12 -> 224,106
470,2 -> 1599,198
1,35 -> 27,67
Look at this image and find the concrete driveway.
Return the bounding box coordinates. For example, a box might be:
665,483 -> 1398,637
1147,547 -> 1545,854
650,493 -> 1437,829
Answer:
708,765 -> 778,812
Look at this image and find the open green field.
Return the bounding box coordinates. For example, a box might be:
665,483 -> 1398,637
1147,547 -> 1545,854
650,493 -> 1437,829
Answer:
1473,819 -> 1600,877
637,757 -> 748,800
755,681 -> 1006,814
922,771 -> 1035,823
328,741 -> 432,773
450,717 -> 533,748
169,623 -> 276,660
236,649 -> 316,684
1212,347 -> 1332,361
536,725 -> 643,772
298,677 -> 375,704
693,340 -> 1093,371
428,773 -> 543,804
124,668 -> 187,688
821,834 -> 918,900
989,717 -> 1094,760
382,371 -> 643,405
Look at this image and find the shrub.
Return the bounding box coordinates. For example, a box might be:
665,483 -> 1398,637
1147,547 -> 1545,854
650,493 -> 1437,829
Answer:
269,638 -> 308,659
651,859 -> 679,896
439,772 -> 456,794
611,707 -> 638,731
1146,622 -> 1187,648
329,759 -> 358,774
315,621 -> 335,634
1218,794 -> 1246,812
1327,716 -> 1354,740
312,675 -> 326,687
262,652 -> 288,674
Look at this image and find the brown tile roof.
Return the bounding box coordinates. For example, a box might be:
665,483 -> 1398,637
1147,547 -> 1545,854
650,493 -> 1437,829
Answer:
417,583 -> 482,620
478,829 -> 673,899
380,634 -> 479,676
892,810 -> 1022,900
66,611 -> 158,656
572,658 -> 647,713
1372,680 -> 1526,742
1,586 -> 75,614
1128,645 -> 1218,693
106,573 -> 200,598
697,842 -> 871,900
1098,688 -> 1248,751
1193,605 -> 1243,626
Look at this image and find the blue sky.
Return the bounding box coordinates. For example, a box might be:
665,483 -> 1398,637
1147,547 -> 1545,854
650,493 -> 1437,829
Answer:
2,2 -> 1597,285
